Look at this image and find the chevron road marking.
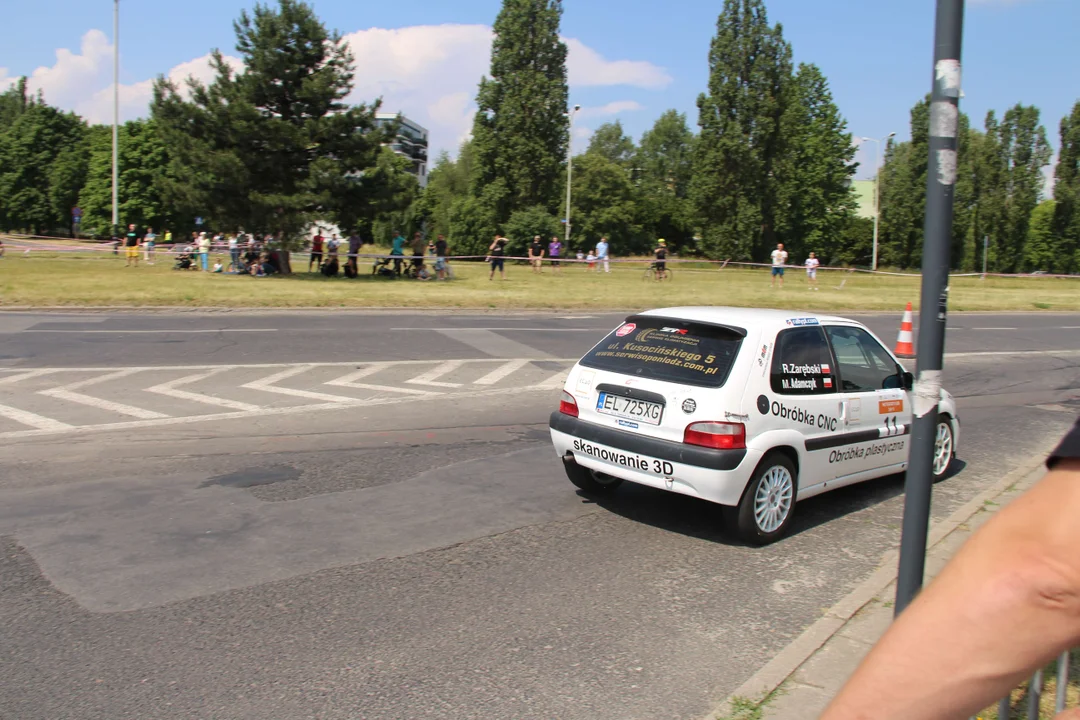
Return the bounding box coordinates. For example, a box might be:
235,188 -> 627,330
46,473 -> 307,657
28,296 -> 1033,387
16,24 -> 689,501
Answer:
0,403 -> 75,431
240,365 -> 360,403
405,360 -> 467,388
472,359 -> 531,386
39,369 -> 169,420
146,368 -> 262,412
325,365 -> 439,396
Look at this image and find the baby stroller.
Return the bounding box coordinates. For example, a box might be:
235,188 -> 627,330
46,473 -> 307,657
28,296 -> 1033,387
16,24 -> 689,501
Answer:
371,256 -> 396,278
174,248 -> 194,270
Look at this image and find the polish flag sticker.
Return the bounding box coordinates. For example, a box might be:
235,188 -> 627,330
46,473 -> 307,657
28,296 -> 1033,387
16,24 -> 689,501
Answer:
824,377 -> 833,389
821,363 -> 831,374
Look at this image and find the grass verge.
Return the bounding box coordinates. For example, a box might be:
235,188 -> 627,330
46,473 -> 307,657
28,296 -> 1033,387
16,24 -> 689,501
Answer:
2,250 -> 1079,311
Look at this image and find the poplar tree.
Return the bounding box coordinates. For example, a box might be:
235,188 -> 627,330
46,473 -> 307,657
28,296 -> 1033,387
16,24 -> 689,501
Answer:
691,0 -> 792,261
1053,101 -> 1080,271
470,0 -> 569,225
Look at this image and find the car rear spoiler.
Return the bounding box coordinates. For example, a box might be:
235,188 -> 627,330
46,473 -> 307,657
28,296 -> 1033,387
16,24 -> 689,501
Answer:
624,314 -> 748,338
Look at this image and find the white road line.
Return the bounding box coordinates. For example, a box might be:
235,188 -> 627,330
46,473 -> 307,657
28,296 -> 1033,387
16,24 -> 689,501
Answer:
0,369 -> 61,385
146,368 -> 262,412
0,384 -> 565,440
39,369 -> 169,420
945,349 -> 1080,359
532,368 -> 571,389
406,360 -> 466,388
0,403 -> 74,431
969,327 -> 1017,331
3,360 -> 581,373
22,329 -> 278,334
326,365 -> 439,396
472,359 -> 531,386
241,365 -> 359,403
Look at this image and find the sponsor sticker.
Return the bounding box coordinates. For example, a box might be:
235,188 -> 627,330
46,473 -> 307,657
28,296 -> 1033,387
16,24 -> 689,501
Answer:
879,399 -> 904,414
759,395 -> 838,431
572,438 -> 674,477
576,370 -> 595,391
725,411 -> 750,421
682,398 -> 697,414
615,323 -> 636,337
785,317 -> 820,326
617,419 -> 640,429
660,327 -> 689,335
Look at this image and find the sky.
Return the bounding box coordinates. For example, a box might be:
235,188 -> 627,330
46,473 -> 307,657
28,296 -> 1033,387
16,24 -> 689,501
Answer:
2,0 -> 1078,180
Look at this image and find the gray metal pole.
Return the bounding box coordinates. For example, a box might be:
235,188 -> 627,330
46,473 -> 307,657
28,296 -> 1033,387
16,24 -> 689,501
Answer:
111,0 -> 119,229
982,235 -> 988,279
564,108 -> 576,248
895,0 -> 965,616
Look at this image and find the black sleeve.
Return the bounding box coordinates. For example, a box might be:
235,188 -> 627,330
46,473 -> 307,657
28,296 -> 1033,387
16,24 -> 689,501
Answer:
1048,418 -> 1080,468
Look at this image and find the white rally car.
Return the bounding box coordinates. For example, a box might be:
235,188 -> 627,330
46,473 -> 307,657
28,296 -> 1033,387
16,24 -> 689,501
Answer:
549,307 -> 960,545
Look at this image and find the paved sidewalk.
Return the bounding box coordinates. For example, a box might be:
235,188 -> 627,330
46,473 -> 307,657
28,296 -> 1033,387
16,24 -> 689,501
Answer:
706,458 -> 1047,720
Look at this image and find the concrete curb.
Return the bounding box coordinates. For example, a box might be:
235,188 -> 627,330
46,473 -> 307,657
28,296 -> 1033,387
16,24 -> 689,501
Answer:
702,452 -> 1050,720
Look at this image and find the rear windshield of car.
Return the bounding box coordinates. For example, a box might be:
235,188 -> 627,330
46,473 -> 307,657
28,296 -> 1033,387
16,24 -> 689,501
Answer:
579,317 -> 744,388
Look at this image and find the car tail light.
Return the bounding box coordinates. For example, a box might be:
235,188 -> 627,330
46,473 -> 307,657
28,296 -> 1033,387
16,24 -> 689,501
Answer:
559,390 -> 579,417
684,421 -> 745,449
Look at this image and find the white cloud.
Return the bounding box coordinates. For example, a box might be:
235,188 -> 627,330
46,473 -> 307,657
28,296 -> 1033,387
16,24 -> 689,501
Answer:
5,25 -> 669,158
579,100 -> 644,119
564,38 -> 672,90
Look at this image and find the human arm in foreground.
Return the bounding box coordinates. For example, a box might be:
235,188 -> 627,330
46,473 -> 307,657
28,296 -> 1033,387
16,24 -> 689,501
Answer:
821,458 -> 1080,720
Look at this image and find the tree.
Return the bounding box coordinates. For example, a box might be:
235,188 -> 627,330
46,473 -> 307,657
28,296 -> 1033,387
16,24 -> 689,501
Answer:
997,105 -> 1052,272
1053,101 -> 1080,271
77,121 -> 171,238
774,62 -> 857,263
691,0 -> 793,261
416,141 -> 474,241
878,98 -> 930,268
1024,200 -> 1057,272
505,205 -> 562,256
569,152 -> 644,254
151,0 -> 388,245
587,121 -> 635,166
636,110 -> 695,252
0,93 -> 87,234
470,0 -> 569,224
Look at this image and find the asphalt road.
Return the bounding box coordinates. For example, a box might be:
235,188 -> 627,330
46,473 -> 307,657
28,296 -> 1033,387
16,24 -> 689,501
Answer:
0,309 -> 1078,720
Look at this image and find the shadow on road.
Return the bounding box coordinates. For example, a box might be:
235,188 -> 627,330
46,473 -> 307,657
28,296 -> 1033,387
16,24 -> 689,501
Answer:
578,459 -> 968,546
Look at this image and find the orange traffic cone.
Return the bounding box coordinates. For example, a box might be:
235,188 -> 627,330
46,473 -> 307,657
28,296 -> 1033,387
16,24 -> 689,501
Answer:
895,302 -> 915,358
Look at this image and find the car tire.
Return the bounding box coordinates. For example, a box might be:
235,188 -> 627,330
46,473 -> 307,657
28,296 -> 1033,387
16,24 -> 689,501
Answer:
932,414 -> 956,480
724,453 -> 798,546
563,456 -> 623,494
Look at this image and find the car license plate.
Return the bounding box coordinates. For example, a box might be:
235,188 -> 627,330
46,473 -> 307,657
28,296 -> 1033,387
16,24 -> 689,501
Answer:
596,393 -> 663,425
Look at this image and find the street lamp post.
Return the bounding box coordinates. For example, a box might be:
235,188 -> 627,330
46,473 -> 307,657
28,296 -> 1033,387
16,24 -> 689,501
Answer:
861,132 -> 896,271
564,104 -> 581,249
111,0 -> 120,230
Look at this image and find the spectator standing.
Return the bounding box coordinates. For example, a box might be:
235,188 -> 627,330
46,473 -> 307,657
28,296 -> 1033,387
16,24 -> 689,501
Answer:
805,252 -> 820,290
197,232 -> 211,271
327,234 -> 340,263
228,234 -> 241,272
391,230 -> 406,276
528,235 -> 545,273
434,234 -> 449,280
548,236 -> 562,273
347,232 -> 362,276
163,229 -> 172,246
770,242 -> 788,288
308,231 -> 324,272
596,237 -> 610,273
124,224 -> 141,267
143,227 -> 157,264
487,234 -> 507,281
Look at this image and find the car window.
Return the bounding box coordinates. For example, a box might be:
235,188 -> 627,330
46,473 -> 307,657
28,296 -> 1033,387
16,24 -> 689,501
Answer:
579,317 -> 743,388
770,327 -> 835,395
825,326 -> 902,392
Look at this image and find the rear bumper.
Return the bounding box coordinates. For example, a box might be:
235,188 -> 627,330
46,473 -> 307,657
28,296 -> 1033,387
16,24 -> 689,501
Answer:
549,412 -> 754,506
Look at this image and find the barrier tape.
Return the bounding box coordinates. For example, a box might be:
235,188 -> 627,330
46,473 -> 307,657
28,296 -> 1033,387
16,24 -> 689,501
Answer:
3,234 -> 1078,279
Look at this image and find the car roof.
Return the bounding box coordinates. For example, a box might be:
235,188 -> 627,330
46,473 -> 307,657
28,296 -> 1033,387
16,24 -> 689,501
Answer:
635,306 -> 854,329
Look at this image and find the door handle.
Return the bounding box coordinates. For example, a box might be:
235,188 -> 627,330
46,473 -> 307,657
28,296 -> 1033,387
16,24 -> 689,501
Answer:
839,400 -> 848,426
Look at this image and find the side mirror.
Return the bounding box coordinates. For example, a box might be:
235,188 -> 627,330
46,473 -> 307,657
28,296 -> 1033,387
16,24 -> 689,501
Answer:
903,371 -> 914,391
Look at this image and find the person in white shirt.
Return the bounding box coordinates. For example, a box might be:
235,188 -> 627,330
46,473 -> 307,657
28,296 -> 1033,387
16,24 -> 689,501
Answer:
770,242 -> 788,288
595,238 -> 610,273
805,252 -> 820,290
143,227 -> 157,264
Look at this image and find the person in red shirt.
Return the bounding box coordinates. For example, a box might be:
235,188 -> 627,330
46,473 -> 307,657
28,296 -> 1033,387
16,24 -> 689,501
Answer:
309,229 -> 325,272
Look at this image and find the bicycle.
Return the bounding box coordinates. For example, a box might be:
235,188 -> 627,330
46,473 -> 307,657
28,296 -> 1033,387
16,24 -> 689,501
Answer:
643,262 -> 673,282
